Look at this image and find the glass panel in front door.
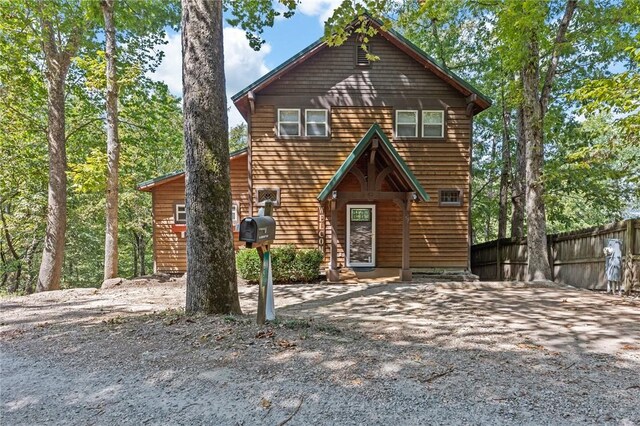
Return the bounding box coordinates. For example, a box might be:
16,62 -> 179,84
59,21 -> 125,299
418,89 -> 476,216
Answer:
349,207 -> 374,265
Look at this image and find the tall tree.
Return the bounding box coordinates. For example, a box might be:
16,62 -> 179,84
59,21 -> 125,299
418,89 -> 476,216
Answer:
35,2 -> 93,291
182,0 -> 241,314
101,0 -> 119,280
517,0 -> 577,281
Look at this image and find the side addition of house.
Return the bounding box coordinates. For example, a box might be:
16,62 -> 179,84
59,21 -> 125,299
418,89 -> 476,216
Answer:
139,15 -> 490,281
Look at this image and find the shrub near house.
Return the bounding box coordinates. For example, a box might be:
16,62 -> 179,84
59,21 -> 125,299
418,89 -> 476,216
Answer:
236,245 -> 324,283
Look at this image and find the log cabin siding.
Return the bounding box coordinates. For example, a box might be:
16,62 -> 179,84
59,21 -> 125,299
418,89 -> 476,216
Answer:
249,32 -> 472,269
151,154 -> 249,274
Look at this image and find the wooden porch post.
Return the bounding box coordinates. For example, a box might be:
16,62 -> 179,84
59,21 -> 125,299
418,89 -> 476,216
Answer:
400,199 -> 412,281
328,199 -> 340,282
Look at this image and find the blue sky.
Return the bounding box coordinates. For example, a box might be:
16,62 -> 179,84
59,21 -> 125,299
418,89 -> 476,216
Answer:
150,2 -> 339,127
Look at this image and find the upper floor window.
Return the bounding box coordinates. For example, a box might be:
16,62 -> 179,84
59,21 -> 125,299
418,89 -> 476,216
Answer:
422,110 -> 445,138
175,203 -> 186,224
396,110 -> 418,138
305,109 -> 328,137
277,109 -> 300,137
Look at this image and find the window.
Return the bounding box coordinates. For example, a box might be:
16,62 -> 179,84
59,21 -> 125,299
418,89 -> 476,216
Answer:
422,110 -> 445,138
439,189 -> 462,206
256,188 -> 280,206
356,44 -> 370,66
396,110 -> 418,138
305,109 -> 328,137
231,202 -> 239,225
277,109 -> 300,137
174,203 -> 186,224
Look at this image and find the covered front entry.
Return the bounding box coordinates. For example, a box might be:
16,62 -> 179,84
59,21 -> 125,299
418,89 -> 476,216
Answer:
317,123 -> 429,282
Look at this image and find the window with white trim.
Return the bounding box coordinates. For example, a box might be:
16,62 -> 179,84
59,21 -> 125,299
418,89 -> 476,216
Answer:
277,109 -> 300,137
256,188 -> 280,206
395,110 -> 418,138
439,189 -> 462,206
422,110 -> 445,138
231,202 -> 239,225
305,109 -> 328,137
175,203 -> 186,224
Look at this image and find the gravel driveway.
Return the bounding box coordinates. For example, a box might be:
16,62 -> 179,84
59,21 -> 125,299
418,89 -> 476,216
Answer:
1,279 -> 639,425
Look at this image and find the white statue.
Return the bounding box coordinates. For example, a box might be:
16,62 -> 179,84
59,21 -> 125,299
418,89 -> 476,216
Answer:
603,239 -> 622,295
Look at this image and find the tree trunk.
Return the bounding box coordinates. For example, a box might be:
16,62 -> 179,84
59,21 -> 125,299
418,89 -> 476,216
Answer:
511,107 -> 526,238
102,0 -> 120,280
132,240 -> 138,277
24,236 -> 39,294
182,0 -> 241,314
37,43 -> 70,291
138,233 -> 146,276
497,92 -> 512,240
521,37 -> 551,282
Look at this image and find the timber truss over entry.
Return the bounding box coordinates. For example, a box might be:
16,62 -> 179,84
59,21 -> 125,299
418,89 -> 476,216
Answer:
318,123 -> 429,282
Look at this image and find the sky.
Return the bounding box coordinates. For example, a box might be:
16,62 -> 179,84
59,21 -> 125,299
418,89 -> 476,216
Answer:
150,1 -> 342,128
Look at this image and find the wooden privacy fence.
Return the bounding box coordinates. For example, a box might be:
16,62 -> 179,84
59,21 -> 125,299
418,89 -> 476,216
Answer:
470,219 -> 640,289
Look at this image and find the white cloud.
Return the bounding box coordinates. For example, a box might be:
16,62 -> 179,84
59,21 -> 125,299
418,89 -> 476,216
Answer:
297,0 -> 343,24
150,32 -> 182,96
149,28 -> 271,127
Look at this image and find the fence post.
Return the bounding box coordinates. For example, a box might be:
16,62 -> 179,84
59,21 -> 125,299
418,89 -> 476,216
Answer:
548,234 -> 555,282
626,219 -> 636,259
496,238 -> 501,280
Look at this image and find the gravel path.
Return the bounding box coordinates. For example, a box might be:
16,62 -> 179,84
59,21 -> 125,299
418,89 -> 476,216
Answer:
1,279 -> 639,425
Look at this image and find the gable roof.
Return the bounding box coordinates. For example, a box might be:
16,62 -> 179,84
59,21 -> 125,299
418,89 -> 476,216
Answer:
317,123 -> 429,202
232,14 -> 491,119
137,147 -> 248,191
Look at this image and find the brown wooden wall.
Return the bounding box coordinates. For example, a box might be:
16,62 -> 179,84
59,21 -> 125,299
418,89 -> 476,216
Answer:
151,154 -> 249,274
250,33 -> 472,269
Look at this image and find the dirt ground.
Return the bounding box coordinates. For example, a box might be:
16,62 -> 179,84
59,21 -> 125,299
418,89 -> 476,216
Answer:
1,278 -> 639,425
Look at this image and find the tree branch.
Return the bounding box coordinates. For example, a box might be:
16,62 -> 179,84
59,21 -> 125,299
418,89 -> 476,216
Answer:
66,118 -> 103,141
540,0 -> 578,112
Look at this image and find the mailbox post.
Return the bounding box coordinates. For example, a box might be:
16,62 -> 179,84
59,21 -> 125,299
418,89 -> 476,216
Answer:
239,201 -> 276,324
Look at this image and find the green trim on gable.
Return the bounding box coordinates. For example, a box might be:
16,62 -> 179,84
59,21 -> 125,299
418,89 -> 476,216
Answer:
231,39 -> 325,102
231,14 -> 491,109
137,147 -> 248,190
317,123 -> 429,202
136,169 -> 184,190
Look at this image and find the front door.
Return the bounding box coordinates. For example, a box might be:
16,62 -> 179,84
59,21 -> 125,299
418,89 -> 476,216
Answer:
346,204 -> 376,267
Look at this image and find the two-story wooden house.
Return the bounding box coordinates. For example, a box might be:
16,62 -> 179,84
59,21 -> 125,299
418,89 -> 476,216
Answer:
138,16 -> 490,281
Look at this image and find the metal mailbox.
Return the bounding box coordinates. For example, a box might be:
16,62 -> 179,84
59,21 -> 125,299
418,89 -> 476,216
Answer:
239,216 -> 276,247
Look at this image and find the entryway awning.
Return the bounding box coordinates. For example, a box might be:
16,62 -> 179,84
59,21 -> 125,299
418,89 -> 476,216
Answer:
317,123 -> 429,202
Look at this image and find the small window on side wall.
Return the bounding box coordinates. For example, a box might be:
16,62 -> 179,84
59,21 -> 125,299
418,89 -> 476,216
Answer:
277,109 -> 300,137
439,189 -> 462,206
396,110 -> 418,138
422,110 -> 445,138
256,188 -> 280,206
231,202 -> 239,225
306,109 -> 328,137
175,203 -> 186,224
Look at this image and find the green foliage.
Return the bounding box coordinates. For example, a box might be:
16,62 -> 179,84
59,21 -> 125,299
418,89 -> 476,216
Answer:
229,123 -> 248,152
236,245 -> 324,283
0,1 -> 182,292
